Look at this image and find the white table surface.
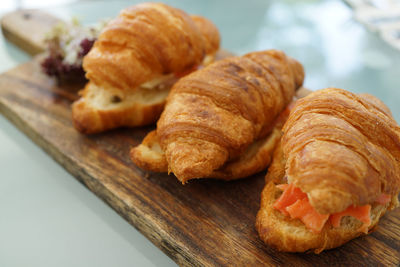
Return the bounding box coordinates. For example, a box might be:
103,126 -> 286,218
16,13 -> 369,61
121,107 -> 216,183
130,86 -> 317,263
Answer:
1,0 -> 400,266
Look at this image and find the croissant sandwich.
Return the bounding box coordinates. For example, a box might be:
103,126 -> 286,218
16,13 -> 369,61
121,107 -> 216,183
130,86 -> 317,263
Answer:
256,88 -> 400,253
131,49 -> 305,183
72,2 -> 221,134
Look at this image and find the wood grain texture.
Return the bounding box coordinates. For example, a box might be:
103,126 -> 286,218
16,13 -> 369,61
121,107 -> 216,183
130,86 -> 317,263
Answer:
0,58 -> 399,266
1,9 -> 60,55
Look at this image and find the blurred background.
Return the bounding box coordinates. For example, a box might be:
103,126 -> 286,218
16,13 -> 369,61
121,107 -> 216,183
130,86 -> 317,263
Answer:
0,0 -> 399,267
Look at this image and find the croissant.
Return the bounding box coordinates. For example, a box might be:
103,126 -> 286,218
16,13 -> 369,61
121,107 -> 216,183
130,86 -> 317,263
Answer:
71,3 -> 220,134
256,88 -> 400,253
131,49 -> 305,183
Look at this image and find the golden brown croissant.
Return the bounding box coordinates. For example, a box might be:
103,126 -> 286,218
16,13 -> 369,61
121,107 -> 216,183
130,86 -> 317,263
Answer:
71,3 -> 221,134
131,49 -> 305,183
256,88 -> 400,253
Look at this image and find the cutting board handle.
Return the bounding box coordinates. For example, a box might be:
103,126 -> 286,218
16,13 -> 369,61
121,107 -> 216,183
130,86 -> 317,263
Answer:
1,9 -> 61,55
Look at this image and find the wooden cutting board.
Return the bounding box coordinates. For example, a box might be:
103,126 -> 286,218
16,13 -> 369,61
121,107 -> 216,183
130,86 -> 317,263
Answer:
1,9 -> 400,267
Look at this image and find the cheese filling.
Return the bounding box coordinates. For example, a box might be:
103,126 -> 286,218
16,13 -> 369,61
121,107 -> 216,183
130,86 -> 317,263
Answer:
139,53 -> 215,90
140,74 -> 176,90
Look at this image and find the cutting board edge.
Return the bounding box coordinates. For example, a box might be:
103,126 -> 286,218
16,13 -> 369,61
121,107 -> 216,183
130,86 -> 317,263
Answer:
0,97 -> 208,267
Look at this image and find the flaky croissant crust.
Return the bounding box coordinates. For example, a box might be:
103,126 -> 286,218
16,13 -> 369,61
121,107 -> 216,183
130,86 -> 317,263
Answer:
155,50 -> 304,181
282,88 -> 400,214
83,2 -> 220,91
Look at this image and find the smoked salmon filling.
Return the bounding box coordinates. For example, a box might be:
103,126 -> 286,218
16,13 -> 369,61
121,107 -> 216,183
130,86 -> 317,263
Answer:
273,183 -> 391,233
